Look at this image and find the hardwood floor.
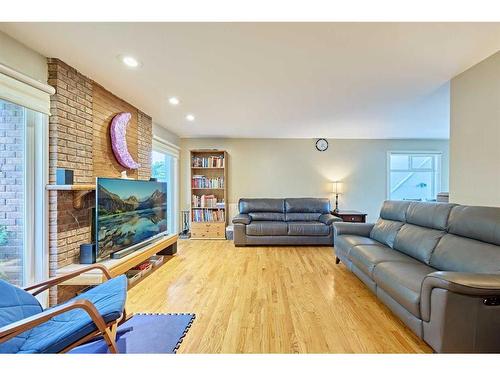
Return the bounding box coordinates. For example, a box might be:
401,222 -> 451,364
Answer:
126,239 -> 432,353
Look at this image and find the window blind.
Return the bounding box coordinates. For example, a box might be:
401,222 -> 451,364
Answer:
0,63 -> 54,115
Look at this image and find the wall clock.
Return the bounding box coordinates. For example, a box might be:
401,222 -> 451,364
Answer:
315,138 -> 328,152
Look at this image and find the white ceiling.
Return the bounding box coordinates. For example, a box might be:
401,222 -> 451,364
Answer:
1,23 -> 499,139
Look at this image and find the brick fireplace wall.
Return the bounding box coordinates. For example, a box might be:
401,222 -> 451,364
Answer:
137,111 -> 153,180
47,58 -> 152,304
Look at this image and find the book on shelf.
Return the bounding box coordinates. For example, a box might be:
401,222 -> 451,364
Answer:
191,194 -> 225,208
192,155 -> 225,168
191,175 -> 224,189
191,208 -> 226,222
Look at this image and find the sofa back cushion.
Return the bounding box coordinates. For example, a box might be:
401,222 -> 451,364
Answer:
447,206 -> 500,245
284,198 -> 330,214
430,234 -> 500,273
370,219 -> 404,248
239,199 -> 285,214
379,200 -> 411,222
0,280 -> 43,353
285,213 -> 322,221
249,212 -> 285,221
394,224 -> 445,264
429,206 -> 500,273
392,202 -> 456,263
405,202 -> 457,230
369,201 -> 410,248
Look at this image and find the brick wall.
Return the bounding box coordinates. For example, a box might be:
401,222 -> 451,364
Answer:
138,111 -> 153,180
0,101 -> 24,286
47,58 -> 153,304
47,58 -> 93,185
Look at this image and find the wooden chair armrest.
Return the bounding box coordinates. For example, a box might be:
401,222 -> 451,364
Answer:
24,264 -> 113,296
0,299 -> 109,345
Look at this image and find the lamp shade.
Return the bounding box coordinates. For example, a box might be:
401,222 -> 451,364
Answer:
332,181 -> 342,194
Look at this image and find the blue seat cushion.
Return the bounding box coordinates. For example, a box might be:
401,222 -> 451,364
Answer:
17,275 -> 127,353
0,280 -> 44,353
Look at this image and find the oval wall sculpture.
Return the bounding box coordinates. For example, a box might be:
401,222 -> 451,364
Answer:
110,112 -> 141,170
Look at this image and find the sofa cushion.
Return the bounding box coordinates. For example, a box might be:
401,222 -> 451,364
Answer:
370,218 -> 404,248
249,212 -> 285,221
287,221 -> 330,236
393,224 -> 445,264
334,235 -> 382,259
349,244 -> 419,278
246,221 -> 288,236
285,213 -> 321,221
405,202 -> 457,230
17,275 -> 127,354
239,198 -> 284,214
447,206 -> 500,245
284,198 -> 330,214
374,262 -> 437,318
379,200 -> 411,222
430,234 -> 500,273
0,280 -> 43,354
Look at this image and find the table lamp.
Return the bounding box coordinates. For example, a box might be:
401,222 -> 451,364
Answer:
332,181 -> 342,213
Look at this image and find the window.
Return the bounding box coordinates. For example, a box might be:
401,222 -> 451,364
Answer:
0,98 -> 47,287
151,137 -> 179,234
388,152 -> 442,202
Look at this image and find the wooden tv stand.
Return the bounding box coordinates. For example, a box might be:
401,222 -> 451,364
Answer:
55,234 -> 178,286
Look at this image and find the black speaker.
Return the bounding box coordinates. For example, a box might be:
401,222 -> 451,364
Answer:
79,243 -> 96,264
56,168 -> 74,185
159,242 -> 177,256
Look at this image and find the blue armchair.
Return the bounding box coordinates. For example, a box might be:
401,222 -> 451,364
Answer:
0,264 -> 127,354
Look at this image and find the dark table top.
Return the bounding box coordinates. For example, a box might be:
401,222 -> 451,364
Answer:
334,210 -> 367,215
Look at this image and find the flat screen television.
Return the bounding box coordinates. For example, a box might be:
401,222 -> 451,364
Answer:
95,177 -> 168,260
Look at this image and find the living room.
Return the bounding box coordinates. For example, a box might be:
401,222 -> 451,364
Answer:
1,1 -> 499,373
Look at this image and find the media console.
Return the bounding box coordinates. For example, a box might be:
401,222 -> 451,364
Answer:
56,233 -> 178,286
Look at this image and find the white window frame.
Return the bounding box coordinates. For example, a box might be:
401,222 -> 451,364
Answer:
0,62 -> 50,304
24,108 -> 49,305
152,135 -> 180,234
386,151 -> 442,201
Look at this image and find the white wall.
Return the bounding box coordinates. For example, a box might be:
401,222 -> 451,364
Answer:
0,31 -> 47,82
153,122 -> 180,146
450,51 -> 500,207
180,138 -> 449,222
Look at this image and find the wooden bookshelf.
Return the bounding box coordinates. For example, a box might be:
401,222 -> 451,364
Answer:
190,149 -> 227,240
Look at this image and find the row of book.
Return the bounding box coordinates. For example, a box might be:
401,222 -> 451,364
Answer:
192,155 -> 225,168
191,209 -> 225,222
192,175 -> 225,189
192,194 -> 225,208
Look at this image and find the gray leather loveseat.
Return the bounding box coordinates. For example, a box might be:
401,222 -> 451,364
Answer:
334,200 -> 500,353
232,198 -> 341,246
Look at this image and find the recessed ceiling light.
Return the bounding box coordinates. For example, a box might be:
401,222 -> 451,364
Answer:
169,97 -> 180,106
186,114 -> 195,122
121,55 -> 140,68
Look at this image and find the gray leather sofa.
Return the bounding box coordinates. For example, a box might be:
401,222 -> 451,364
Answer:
232,198 -> 341,246
334,200 -> 500,353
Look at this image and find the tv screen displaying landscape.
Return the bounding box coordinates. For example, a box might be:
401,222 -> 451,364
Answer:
96,178 -> 168,260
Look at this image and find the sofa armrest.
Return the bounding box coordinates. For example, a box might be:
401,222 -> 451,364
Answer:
319,213 -> 342,226
333,222 -> 374,237
420,271 -> 500,321
232,213 -> 251,225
